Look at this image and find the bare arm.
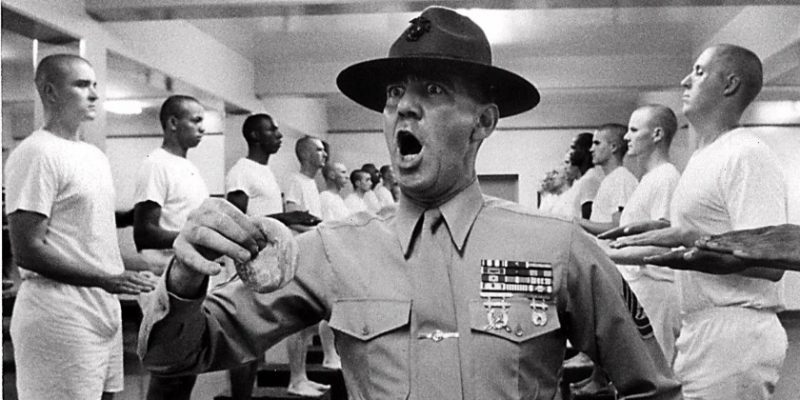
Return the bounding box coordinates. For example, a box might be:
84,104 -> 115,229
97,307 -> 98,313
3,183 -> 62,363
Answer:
597,240 -> 670,265
133,201 -> 179,251
579,219 -> 618,237
115,209 -> 135,228
695,224 -> 800,271
644,247 -> 785,282
8,210 -> 156,294
598,219 -> 671,240
284,200 -> 303,213
613,228 -> 785,281
609,226 -> 700,249
580,201 -> 593,220
226,191 -> 249,214
282,201 -> 315,232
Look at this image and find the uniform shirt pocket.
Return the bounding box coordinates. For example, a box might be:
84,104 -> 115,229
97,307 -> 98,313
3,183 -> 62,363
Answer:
328,299 -> 411,400
469,297 -> 560,343
468,297 -> 564,399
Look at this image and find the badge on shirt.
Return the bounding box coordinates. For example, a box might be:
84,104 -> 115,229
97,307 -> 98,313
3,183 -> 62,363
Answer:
480,259 -> 554,328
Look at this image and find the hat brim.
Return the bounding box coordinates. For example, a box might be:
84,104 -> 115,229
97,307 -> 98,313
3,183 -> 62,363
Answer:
336,57 -> 540,118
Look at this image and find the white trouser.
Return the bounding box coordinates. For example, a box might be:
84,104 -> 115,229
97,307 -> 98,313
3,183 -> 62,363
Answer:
674,307 -> 786,400
11,281 -> 123,400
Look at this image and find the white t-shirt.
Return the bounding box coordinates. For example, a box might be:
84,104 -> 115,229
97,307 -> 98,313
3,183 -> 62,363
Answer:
590,166 -> 638,223
374,184 -> 396,207
319,190 -> 350,221
225,158 -> 283,216
538,193 -> 557,213
4,128 -> 124,333
285,172 -> 322,217
344,192 -> 369,214
572,167 -> 604,217
364,190 -> 383,213
133,147 -> 209,267
538,188 -> 579,219
671,129 -> 787,313
617,163 -> 681,282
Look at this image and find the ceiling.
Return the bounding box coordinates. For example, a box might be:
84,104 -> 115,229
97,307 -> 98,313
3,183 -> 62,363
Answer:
3,1 -> 800,114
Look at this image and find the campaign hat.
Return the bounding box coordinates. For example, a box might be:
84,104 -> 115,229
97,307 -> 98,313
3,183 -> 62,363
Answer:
336,6 -> 539,118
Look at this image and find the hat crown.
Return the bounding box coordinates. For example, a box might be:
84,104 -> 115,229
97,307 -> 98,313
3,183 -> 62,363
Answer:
388,7 -> 492,65
336,6 -> 539,118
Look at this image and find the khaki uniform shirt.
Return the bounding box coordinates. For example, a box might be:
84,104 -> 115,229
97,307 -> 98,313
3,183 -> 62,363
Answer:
139,180 -> 681,400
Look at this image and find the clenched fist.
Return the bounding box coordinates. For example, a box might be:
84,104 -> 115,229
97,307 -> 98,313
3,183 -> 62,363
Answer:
236,217 -> 298,293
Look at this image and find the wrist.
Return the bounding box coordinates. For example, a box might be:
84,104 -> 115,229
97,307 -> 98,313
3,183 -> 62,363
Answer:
91,271 -> 114,291
166,257 -> 208,299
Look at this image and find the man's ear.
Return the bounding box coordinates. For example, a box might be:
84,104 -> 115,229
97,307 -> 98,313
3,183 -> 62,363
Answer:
41,82 -> 57,105
472,104 -> 499,142
723,73 -> 741,97
652,127 -> 664,144
166,115 -> 178,131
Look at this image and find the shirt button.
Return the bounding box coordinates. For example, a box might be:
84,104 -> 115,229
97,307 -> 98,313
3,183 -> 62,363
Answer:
514,324 -> 524,337
361,325 -> 370,336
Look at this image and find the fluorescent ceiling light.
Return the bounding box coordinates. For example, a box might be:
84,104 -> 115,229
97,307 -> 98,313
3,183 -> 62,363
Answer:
104,99 -> 146,115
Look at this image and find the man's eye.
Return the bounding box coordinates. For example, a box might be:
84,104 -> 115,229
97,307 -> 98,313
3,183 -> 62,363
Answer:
426,83 -> 444,95
695,66 -> 703,76
386,85 -> 404,99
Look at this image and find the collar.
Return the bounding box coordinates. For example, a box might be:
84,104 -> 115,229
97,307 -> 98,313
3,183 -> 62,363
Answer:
394,180 -> 484,255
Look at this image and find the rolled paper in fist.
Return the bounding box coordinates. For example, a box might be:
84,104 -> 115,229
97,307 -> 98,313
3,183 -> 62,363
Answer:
236,217 -> 299,293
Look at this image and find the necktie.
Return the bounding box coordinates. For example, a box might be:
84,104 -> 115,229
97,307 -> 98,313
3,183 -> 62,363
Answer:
410,208 -> 463,399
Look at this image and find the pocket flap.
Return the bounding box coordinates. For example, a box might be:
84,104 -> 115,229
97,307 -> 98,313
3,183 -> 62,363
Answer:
329,299 -> 411,341
469,298 -> 560,343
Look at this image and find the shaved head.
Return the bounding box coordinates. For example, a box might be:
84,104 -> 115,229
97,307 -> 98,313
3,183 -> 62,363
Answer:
159,95 -> 201,130
597,123 -> 628,158
323,162 -> 344,181
295,135 -> 321,161
639,104 -> 678,146
711,44 -> 763,109
34,54 -> 91,100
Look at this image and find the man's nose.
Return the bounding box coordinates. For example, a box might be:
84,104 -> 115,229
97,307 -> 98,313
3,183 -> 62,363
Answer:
397,89 -> 422,119
680,74 -> 691,88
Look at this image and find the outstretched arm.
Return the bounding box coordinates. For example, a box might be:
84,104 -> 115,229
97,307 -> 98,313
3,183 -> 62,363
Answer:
598,239 -> 670,265
609,226 -> 781,281
644,247 -> 786,281
598,219 -> 670,240
139,198 -> 322,377
8,210 -> 156,294
608,226 -> 700,250
695,224 -> 800,271
578,218 -> 618,236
